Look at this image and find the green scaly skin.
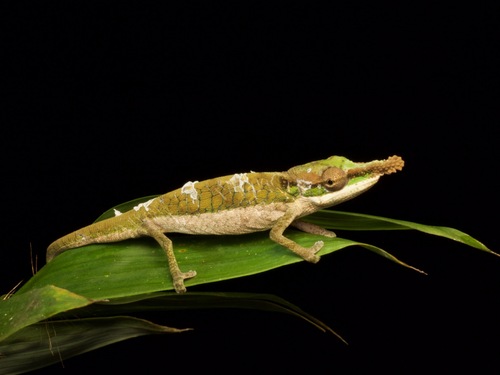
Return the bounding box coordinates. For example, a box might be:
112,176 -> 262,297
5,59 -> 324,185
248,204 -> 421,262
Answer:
47,155 -> 404,293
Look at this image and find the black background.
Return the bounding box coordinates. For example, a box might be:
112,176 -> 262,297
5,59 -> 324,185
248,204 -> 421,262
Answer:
3,3 -> 499,374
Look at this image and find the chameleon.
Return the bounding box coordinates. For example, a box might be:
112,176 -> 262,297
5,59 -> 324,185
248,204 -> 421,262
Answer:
47,155 -> 404,293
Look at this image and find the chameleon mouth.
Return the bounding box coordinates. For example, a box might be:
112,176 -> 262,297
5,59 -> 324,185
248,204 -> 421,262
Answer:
309,175 -> 380,207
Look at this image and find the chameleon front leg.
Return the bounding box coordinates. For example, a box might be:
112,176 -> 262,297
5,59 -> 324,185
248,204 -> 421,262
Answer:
142,222 -> 196,293
269,208 -> 325,263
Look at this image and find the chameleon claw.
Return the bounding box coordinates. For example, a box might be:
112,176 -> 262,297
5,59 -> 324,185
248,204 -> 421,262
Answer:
172,270 -> 197,294
303,241 -> 324,263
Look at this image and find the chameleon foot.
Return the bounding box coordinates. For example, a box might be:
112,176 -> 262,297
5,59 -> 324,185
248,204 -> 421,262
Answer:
302,241 -> 324,263
172,270 -> 197,294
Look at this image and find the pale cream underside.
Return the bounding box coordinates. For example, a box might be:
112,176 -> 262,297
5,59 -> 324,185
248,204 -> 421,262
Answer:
147,202 -> 290,235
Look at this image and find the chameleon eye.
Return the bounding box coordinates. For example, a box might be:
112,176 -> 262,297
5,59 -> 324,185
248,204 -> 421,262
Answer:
322,167 -> 348,191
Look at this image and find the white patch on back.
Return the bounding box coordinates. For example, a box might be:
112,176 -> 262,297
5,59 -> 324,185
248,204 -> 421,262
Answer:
133,198 -> 155,212
113,209 -> 122,216
229,173 -> 250,192
181,181 -> 199,203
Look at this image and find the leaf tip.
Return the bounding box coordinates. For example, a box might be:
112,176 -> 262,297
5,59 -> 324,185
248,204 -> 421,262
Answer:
411,265 -> 428,275
489,249 -> 500,258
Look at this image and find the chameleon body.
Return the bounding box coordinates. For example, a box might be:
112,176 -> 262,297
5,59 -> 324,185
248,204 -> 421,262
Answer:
47,155 -> 404,293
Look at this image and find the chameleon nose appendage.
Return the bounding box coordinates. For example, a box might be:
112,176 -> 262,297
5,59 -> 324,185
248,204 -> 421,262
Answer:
347,155 -> 404,179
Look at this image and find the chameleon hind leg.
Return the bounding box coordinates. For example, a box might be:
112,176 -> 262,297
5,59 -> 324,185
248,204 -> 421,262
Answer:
291,220 -> 336,238
270,208 -> 330,263
142,222 -> 196,293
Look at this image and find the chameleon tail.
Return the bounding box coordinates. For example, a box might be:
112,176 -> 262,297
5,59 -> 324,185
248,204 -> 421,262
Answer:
46,217 -> 140,262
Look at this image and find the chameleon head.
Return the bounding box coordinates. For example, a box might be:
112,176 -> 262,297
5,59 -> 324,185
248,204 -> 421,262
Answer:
286,155 -> 404,208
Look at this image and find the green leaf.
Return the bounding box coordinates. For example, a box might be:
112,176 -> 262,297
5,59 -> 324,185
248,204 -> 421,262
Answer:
16,231 -> 420,300
0,286 -> 94,342
0,316 -> 189,374
304,210 -> 497,256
